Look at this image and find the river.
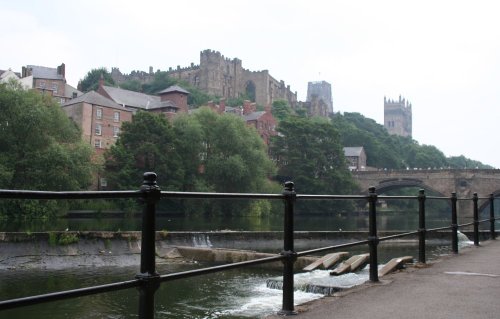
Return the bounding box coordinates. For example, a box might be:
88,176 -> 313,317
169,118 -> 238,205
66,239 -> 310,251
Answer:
0,210 -> 483,318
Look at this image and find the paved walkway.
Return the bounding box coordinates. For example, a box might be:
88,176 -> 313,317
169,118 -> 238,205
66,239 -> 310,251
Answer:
267,239 -> 500,319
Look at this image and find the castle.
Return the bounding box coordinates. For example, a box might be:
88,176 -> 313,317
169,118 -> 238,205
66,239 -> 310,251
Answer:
307,81 -> 333,114
111,49 -> 298,108
384,95 -> 412,138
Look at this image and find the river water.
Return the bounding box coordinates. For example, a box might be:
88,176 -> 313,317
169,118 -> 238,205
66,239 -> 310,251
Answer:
0,209 -> 482,318
0,238 -> 473,319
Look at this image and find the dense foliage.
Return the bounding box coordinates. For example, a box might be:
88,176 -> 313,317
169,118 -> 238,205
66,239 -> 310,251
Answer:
78,67 -> 115,92
0,82 -> 93,218
104,108 -> 278,216
271,115 -> 358,214
332,112 -> 493,169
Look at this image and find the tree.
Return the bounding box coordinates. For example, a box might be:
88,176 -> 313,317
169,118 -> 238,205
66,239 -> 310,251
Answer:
78,67 -> 115,92
104,111 -> 184,191
104,108 -> 278,216
272,100 -> 293,121
271,116 -> 357,214
190,108 -> 276,193
332,112 -> 492,170
186,108 -> 278,216
447,155 -> 493,169
0,82 -> 93,218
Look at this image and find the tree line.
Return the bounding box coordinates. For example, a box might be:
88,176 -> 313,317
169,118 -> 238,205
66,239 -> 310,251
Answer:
0,74 -> 492,219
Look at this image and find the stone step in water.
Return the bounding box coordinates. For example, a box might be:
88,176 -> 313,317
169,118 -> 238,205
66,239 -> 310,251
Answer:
330,253 -> 369,276
378,256 -> 413,277
303,252 -> 349,271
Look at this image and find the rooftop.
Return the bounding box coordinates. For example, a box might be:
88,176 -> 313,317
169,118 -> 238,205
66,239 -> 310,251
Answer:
62,91 -> 130,111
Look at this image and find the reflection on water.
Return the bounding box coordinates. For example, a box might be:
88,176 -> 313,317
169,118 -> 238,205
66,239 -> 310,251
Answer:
0,264 -> 321,319
0,210 -> 475,233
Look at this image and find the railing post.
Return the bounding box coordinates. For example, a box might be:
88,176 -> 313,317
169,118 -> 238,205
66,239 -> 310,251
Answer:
473,192 -> 479,246
278,181 -> 297,316
137,172 -> 161,319
490,194 -> 496,240
418,189 -> 426,264
451,192 -> 458,254
368,186 -> 379,282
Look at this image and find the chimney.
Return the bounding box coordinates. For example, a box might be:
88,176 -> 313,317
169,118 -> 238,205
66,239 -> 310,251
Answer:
250,102 -> 257,113
99,73 -> 104,88
219,98 -> 226,114
57,63 -> 66,78
243,100 -> 252,115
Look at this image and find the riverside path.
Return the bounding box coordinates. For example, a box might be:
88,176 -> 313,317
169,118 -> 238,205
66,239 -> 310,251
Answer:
267,239 -> 500,319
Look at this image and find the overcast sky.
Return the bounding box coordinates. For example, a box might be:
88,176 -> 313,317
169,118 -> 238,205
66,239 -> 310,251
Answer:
2,0 -> 499,168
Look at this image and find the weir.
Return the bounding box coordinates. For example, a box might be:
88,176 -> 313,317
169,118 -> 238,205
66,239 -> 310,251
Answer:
0,172 -> 498,318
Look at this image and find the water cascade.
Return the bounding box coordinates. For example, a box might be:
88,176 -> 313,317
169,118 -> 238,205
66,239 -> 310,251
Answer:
192,233 -> 213,247
266,268 -> 370,296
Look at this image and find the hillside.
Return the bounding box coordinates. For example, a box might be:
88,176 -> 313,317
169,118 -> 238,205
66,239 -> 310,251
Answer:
332,112 -> 493,170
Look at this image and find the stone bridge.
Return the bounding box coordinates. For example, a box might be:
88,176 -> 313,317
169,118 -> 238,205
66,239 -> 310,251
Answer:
351,169 -> 500,220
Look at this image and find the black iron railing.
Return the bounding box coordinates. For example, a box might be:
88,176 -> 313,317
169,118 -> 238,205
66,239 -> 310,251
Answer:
0,172 -> 498,318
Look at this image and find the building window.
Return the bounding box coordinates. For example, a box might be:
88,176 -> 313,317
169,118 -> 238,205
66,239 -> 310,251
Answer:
99,178 -> 108,189
60,98 -> 65,105
52,83 -> 58,94
39,81 -> 45,89
113,126 -> 120,138
94,139 -> 101,148
114,111 -> 120,122
96,108 -> 103,119
95,124 -> 102,136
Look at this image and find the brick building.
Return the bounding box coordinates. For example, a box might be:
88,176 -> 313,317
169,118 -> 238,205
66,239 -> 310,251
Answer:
62,91 -> 133,156
97,81 -> 189,120
21,63 -> 82,104
204,99 -> 277,146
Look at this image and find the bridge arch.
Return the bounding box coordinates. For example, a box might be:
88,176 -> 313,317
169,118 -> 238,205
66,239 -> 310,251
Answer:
352,169 -> 500,221
371,178 -> 445,197
477,190 -> 500,213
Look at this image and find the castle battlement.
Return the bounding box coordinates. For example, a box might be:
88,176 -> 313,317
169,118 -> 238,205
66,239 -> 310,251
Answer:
384,95 -> 412,109
166,64 -> 200,73
384,95 -> 412,138
111,49 -> 297,108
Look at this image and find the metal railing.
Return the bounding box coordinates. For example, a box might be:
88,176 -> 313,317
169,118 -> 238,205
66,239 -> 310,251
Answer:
0,172 -> 497,317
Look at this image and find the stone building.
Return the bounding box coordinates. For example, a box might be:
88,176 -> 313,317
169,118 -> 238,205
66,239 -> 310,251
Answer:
307,81 -> 333,114
299,95 -> 330,118
384,95 -> 412,138
343,146 -> 367,171
110,49 -> 298,108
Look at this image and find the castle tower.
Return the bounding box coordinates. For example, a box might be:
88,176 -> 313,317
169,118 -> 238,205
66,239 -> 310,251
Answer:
384,95 -> 412,138
307,81 -> 333,114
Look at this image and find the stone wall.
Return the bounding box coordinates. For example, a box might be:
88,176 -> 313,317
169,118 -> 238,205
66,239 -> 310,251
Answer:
110,49 -> 298,108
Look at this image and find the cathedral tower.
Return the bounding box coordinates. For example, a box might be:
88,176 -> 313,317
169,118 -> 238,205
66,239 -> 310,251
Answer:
384,95 -> 412,138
